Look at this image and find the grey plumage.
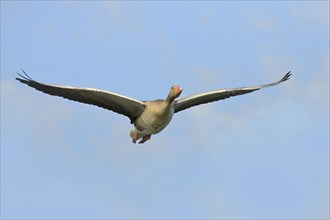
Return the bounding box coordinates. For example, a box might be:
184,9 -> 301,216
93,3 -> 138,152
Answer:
16,69 -> 291,143
16,70 -> 145,124
174,72 -> 291,113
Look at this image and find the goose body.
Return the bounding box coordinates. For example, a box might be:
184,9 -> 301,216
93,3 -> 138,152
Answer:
16,70 -> 291,144
130,100 -> 176,143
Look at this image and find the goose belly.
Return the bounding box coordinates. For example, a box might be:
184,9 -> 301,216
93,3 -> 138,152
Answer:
145,117 -> 172,134
133,110 -> 174,136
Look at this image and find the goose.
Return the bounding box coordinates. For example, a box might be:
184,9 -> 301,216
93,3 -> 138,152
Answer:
16,70 -> 291,144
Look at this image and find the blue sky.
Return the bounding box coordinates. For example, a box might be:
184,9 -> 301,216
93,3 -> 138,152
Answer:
1,1 -> 329,219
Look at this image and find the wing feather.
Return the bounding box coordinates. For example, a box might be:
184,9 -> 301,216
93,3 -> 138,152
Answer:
174,71 -> 291,113
16,70 -> 145,123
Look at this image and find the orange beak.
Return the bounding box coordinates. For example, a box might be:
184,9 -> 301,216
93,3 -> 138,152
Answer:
175,86 -> 183,96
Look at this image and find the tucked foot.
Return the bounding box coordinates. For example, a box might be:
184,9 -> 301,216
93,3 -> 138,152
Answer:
139,135 -> 151,144
130,130 -> 141,144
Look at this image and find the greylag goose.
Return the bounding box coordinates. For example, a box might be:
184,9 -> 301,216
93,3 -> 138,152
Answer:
16,70 -> 291,144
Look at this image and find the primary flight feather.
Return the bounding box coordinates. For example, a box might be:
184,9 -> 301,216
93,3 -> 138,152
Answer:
16,70 -> 291,144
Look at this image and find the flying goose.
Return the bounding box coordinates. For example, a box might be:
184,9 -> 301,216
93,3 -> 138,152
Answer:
16,70 -> 291,144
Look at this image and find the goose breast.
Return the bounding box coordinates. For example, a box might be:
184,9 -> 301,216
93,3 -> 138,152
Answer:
135,100 -> 174,135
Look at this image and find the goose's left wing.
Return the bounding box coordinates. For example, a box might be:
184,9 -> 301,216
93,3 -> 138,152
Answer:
174,71 -> 291,113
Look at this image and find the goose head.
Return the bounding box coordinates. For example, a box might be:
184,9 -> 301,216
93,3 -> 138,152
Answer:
166,85 -> 183,102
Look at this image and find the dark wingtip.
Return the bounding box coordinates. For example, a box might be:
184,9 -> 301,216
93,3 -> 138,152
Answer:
279,71 -> 292,83
16,69 -> 35,82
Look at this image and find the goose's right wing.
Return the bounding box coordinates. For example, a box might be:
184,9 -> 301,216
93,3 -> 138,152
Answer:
16,71 -> 145,123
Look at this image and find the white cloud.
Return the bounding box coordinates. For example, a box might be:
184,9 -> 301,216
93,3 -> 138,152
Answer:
93,1 -> 146,33
287,1 -> 329,28
1,80 -> 74,143
305,57 -> 330,113
242,13 -> 279,34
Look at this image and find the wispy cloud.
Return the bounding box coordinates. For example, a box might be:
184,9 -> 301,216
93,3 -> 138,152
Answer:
1,80 -> 75,143
287,1 -> 329,28
91,1 -> 146,34
2,1 -> 329,219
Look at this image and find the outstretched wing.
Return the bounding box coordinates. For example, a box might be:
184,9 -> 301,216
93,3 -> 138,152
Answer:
16,70 -> 145,123
174,71 -> 291,113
